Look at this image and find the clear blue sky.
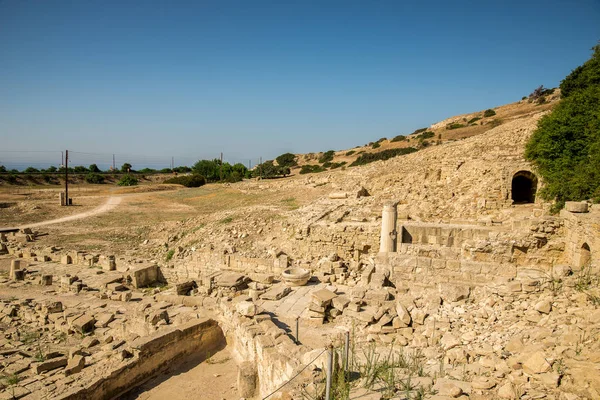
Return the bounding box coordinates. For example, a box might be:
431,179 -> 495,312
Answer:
1,0 -> 599,169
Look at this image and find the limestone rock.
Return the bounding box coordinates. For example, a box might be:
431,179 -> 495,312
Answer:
522,351 -> 552,374
440,333 -> 460,350
395,303 -> 411,326
64,355 -> 86,376
236,301 -> 257,317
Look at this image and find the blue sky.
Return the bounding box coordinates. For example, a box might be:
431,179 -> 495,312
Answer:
1,0 -> 599,169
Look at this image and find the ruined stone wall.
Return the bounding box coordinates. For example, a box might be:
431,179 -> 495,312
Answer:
55,318 -> 225,400
561,208 -> 600,272
296,222 -> 380,261
217,301 -> 302,398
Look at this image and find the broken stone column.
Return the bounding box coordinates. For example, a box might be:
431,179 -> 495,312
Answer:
9,260 -> 21,280
379,201 -> 398,253
237,361 -> 257,398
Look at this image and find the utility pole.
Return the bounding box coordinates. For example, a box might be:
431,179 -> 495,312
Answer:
61,151 -> 64,167
64,150 -> 69,206
112,154 -> 115,171
220,152 -> 223,181
171,156 -> 174,171
259,156 -> 262,179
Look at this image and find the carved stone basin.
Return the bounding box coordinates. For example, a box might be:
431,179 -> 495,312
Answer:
281,268 -> 311,287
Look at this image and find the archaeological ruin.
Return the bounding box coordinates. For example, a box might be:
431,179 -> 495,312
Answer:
0,106 -> 598,400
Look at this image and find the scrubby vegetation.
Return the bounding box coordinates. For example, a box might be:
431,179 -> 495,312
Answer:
299,164 -> 326,174
253,160 -> 290,179
483,109 -> 496,117
345,150 -> 356,156
526,43 -> 600,209
85,173 -> 105,184
371,142 -> 381,149
350,147 -> 418,167
446,123 -> 466,130
415,131 -> 435,140
390,135 -> 406,142
318,150 -> 335,164
117,175 -> 139,186
164,174 -> 206,187
468,117 -> 481,124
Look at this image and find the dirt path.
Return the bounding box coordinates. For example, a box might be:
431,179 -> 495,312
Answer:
21,196 -> 122,229
123,347 -> 240,400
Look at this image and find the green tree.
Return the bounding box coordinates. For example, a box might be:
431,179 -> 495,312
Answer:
275,153 -> 297,167
89,164 -> 101,173
193,159 -> 220,181
46,166 -> 57,173
0,165 -> 6,173
121,163 -> 132,173
73,165 -> 88,174
24,167 -> 39,174
560,43 -> 600,97
526,44 -> 600,209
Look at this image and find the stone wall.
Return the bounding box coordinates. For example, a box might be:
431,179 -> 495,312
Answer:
217,300 -> 303,398
55,318 -> 225,400
561,207 -> 599,272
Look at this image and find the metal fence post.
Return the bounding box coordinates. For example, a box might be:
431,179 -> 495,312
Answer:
344,331 -> 350,373
295,317 -> 300,344
325,345 -> 333,400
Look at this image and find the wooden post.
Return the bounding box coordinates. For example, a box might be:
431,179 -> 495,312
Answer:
64,150 -> 69,207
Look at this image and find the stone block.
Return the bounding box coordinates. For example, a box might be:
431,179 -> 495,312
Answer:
311,289 -> 337,307
64,355 -> 86,376
126,263 -> 159,288
565,201 -> 588,213
32,357 -> 68,374
237,361 -> 257,398
260,284 -> 291,301
71,314 -> 96,333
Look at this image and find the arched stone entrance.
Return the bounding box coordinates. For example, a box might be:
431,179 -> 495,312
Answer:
579,243 -> 591,268
511,171 -> 538,204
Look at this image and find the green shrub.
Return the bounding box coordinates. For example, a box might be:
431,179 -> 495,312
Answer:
446,123 -> 466,130
468,117 -> 481,124
117,175 -> 138,186
318,150 -> 335,164
85,173 -> 105,184
416,131 -> 435,140
299,164 -> 326,174
489,119 -> 503,128
377,137 -> 387,143
7,175 -> 18,184
164,174 -> 206,187
345,150 -> 355,156
483,109 -> 496,117
329,161 -> 346,169
411,128 -> 428,135
24,167 -> 39,174
371,142 -> 381,149
391,135 -> 406,142
350,147 -> 418,167
165,249 -> 175,261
